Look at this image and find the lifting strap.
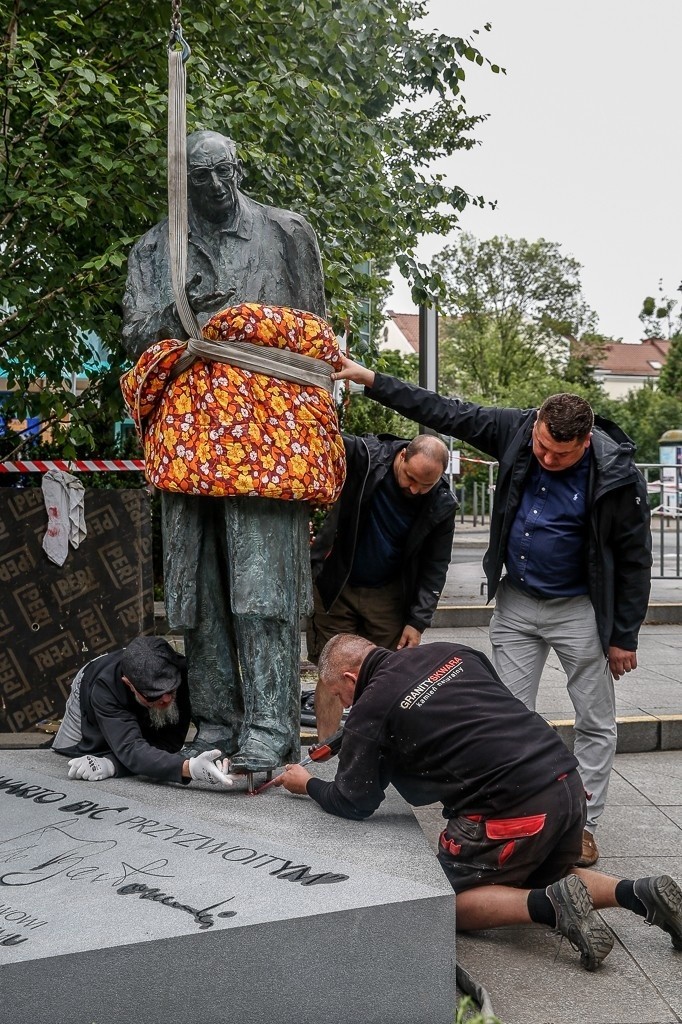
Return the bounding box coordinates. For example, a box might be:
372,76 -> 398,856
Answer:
167,8 -> 200,340
165,7 -> 331,390
185,335 -> 334,393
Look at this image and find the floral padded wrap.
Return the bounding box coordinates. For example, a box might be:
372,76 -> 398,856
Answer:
120,303 -> 346,503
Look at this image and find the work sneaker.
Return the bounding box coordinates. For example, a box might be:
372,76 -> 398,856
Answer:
633,875 -> 682,950
300,689 -> 317,728
546,874 -> 614,970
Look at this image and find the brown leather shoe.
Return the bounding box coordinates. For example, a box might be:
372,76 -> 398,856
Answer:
576,829 -> 599,867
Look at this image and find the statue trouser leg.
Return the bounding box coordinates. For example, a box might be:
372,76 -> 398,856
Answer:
181,501 -> 244,757
229,613 -> 301,770
226,498 -> 310,771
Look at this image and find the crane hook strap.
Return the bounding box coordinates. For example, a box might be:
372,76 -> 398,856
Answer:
167,0 -> 197,337
168,24 -> 191,62
168,0 -> 191,61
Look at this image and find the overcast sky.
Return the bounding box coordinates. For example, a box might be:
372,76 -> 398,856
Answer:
389,0 -> 682,343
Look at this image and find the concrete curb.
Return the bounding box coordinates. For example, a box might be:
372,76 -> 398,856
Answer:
432,605 -> 493,628
644,601 -> 682,624
551,714 -> 682,754
432,602 -> 682,628
154,601 -> 682,632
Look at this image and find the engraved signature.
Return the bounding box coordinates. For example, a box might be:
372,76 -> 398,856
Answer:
0,819 -> 236,931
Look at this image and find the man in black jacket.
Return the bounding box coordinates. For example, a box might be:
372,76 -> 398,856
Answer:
275,635 -> 682,972
332,359 -> 652,868
52,636 -> 233,789
306,432 -> 457,736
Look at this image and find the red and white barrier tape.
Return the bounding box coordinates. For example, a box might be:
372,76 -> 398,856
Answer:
0,459 -> 145,473
459,455 -> 496,466
0,453 -> 493,474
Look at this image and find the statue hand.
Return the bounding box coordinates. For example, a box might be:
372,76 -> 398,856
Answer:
186,272 -> 233,314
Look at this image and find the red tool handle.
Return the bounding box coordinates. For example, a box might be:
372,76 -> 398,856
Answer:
251,728 -> 344,794
309,743 -> 332,762
308,727 -> 344,762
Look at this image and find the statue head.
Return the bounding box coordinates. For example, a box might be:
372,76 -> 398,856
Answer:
186,131 -> 243,225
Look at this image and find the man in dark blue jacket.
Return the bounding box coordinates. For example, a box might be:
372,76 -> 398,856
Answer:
275,635 -> 681,972
306,432 -> 457,736
331,358 -> 652,867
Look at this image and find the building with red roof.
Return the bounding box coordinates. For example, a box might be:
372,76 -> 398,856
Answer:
382,310 -> 672,400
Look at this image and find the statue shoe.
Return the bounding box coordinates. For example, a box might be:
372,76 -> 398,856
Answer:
230,737 -> 285,773
180,733 -> 237,760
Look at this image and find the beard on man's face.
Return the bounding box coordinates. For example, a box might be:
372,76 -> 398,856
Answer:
133,693 -> 180,729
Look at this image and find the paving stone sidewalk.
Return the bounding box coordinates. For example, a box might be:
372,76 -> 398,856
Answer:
414,748 -> 682,1024
419,525 -> 682,1023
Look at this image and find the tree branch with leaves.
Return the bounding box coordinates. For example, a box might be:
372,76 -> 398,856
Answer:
1,0 -> 501,456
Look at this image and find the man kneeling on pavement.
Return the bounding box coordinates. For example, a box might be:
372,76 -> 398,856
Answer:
52,636 -> 232,789
275,635 -> 682,969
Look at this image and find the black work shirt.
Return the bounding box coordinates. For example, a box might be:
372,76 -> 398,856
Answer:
307,643 -> 577,820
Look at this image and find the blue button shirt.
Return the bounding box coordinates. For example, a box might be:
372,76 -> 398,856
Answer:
506,449 -> 590,598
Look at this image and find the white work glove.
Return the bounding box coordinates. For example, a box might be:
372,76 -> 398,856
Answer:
67,754 -> 116,782
188,749 -> 234,789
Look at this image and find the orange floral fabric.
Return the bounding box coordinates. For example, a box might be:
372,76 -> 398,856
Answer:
120,303 -> 346,504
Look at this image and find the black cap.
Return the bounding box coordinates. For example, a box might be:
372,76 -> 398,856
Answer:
120,637 -> 186,700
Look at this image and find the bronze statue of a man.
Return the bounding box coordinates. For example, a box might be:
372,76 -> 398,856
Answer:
121,131 -> 327,771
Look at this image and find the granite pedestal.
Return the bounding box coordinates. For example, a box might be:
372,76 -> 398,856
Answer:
0,749 -> 455,1024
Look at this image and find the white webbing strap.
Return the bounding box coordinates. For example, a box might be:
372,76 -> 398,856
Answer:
166,35 -> 332,394
167,47 -> 201,340
186,336 -> 334,392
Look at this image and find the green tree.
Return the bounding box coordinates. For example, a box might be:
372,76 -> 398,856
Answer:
600,383 -> 682,463
639,279 -> 682,340
659,337 -> 682,399
640,281 -> 682,400
0,0 -> 499,455
433,234 -> 602,402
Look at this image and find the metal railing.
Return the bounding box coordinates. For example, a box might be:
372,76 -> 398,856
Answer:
449,459 -> 496,527
636,463 -> 682,579
452,461 -> 682,579
453,480 -> 492,526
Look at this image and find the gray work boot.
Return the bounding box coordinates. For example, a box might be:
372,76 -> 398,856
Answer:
546,874 -> 614,971
633,875 -> 682,949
